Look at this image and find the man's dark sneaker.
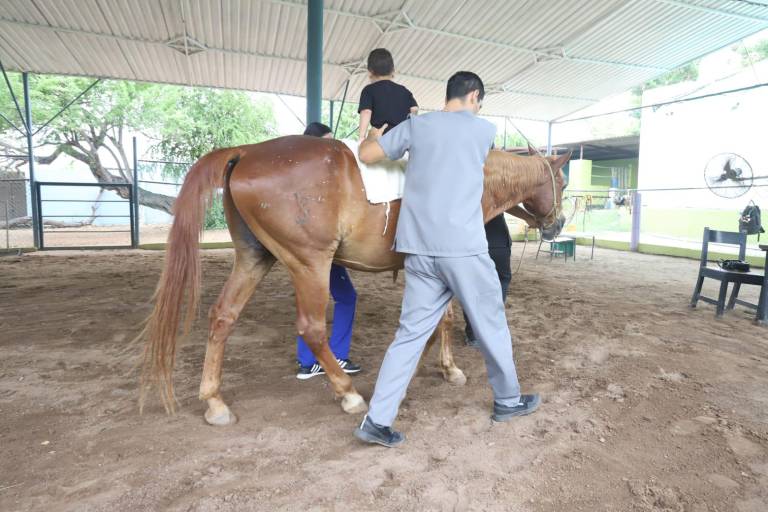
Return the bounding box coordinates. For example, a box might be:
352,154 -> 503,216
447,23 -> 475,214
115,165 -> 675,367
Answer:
354,415 -> 405,448
491,394 -> 541,422
296,362 -> 325,380
337,358 -> 362,374
464,335 -> 479,348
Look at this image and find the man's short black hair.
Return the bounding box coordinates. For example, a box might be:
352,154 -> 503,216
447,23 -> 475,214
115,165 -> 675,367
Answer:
446,71 -> 485,102
367,48 -> 395,77
303,122 -> 332,137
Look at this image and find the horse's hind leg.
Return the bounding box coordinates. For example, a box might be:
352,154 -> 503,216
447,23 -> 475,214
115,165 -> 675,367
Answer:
200,245 -> 275,426
425,302 -> 467,386
290,265 -> 367,414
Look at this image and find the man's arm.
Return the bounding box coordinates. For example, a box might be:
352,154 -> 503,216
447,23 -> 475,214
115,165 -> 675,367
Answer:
359,124 -> 388,164
361,118 -> 412,164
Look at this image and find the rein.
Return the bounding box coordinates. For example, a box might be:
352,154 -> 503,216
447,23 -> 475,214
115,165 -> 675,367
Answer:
541,157 -> 560,225
514,155 -> 560,228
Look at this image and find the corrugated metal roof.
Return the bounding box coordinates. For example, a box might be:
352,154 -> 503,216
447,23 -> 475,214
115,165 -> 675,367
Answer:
0,0 -> 766,121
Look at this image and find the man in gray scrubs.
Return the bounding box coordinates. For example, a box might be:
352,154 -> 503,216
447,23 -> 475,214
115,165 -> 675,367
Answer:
354,71 -> 540,448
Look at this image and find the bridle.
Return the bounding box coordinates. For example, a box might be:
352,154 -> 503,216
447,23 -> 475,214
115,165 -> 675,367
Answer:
540,157 -> 561,226
517,155 -> 561,229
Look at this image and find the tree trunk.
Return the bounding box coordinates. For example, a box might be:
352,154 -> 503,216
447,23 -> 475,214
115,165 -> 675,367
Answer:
2,142 -> 179,215
0,216 -> 98,229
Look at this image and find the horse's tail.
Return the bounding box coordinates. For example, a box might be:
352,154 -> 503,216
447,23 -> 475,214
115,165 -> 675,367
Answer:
139,147 -> 244,414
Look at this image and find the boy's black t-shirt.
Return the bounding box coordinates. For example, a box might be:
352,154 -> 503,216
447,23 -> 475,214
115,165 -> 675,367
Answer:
358,79 -> 417,134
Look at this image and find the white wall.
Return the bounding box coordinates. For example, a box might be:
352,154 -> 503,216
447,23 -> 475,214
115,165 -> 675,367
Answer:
638,60 -> 768,210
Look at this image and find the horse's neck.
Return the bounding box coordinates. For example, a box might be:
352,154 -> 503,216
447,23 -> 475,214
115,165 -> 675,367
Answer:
482,154 -> 544,218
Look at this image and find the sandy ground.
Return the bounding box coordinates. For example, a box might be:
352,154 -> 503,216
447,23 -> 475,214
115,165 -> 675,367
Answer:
1,247 -> 768,512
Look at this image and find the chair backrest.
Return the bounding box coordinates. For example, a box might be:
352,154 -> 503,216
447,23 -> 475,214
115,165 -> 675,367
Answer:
700,227 -> 747,265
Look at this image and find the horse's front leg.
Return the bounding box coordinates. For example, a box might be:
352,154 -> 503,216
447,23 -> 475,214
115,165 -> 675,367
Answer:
436,302 -> 467,386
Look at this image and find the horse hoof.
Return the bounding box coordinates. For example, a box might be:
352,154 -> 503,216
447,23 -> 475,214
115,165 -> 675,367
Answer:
446,368 -> 467,386
341,393 -> 368,414
205,407 -> 238,426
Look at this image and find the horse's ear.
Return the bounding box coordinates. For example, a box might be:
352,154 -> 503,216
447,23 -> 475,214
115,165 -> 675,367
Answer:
550,150 -> 572,169
527,144 -> 537,156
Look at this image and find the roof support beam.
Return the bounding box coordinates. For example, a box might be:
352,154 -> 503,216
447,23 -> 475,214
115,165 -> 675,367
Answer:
0,14 -> 623,113
653,0 -> 768,23
269,0 -> 670,72
0,17 -> 347,69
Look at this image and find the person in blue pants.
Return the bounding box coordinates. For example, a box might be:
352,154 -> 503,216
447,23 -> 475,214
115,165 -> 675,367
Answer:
296,122 -> 362,379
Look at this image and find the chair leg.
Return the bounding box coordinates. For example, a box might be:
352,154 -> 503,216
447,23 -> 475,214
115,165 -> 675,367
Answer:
535,240 -> 542,260
727,282 -> 741,310
690,275 -> 705,308
715,280 -> 729,317
757,280 -> 768,325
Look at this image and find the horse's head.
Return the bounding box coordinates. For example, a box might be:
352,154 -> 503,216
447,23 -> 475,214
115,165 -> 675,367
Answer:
520,151 -> 571,241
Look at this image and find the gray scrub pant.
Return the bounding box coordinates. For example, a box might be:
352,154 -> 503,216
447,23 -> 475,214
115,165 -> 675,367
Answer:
367,253 -> 522,427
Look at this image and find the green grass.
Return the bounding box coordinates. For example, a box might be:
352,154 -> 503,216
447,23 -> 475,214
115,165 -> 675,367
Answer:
572,236 -> 766,268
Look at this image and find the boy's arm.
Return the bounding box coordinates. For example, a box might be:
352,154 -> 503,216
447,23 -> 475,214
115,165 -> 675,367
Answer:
358,109 -> 372,140
358,85 -> 373,140
360,118 -> 412,165
408,90 -> 418,116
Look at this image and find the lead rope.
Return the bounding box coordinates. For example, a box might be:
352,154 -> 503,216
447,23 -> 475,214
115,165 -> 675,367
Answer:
504,120 -> 560,276
382,201 -> 391,236
511,227 -> 529,276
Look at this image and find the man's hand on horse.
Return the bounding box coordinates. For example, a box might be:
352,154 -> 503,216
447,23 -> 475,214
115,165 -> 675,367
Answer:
359,124 -> 389,165
367,124 -> 387,141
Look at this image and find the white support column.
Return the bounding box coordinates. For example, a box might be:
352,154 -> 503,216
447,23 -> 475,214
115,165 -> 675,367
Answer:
630,191 -> 642,252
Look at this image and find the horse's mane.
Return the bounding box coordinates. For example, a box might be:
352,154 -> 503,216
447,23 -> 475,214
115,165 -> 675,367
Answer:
484,150 -> 548,199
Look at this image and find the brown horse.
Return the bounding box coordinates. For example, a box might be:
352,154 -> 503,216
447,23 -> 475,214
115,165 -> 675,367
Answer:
139,135 -> 569,425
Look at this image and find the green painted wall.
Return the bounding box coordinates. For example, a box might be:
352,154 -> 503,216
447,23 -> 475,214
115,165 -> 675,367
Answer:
641,208 -> 762,246
566,158 -> 639,192
568,159 -> 605,192
592,158 -> 639,189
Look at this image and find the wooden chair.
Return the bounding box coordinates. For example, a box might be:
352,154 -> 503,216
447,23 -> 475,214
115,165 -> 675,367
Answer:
690,228 -> 768,322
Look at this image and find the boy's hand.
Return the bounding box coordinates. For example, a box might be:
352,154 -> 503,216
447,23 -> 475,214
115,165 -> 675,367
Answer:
367,124 -> 388,141
359,124 -> 388,165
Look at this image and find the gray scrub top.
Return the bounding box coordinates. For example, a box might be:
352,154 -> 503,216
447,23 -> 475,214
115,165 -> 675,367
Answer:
378,110 -> 496,257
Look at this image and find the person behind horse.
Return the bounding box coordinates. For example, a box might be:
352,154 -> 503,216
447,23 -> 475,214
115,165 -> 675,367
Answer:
295,122 -> 362,379
354,72 -> 540,447
357,48 -> 418,140
465,214 -> 512,346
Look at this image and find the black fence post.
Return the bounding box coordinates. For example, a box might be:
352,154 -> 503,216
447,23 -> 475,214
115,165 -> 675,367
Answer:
128,186 -> 136,248
35,182 -> 44,249
132,136 -> 139,248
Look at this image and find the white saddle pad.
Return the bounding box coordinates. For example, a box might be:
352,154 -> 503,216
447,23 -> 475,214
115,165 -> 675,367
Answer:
341,139 -> 406,204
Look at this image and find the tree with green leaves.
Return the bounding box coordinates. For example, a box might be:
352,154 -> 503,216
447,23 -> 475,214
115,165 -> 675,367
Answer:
495,131 -> 528,150
323,100 -> 359,139
740,39 -> 768,65
0,75 -> 276,214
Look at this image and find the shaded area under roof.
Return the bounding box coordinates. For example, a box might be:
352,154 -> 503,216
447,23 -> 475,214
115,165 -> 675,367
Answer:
1,0 -> 767,121
556,135 -> 640,161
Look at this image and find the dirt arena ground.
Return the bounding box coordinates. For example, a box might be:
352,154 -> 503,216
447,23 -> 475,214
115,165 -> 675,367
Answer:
1,246 -> 768,512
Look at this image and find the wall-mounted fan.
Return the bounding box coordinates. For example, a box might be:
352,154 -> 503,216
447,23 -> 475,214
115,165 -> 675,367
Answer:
701,152 -> 768,199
